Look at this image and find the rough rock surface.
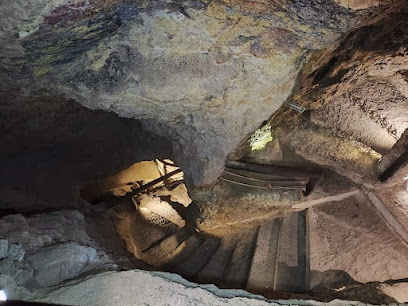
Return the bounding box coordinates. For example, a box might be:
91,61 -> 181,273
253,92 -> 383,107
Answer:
309,193 -> 408,283
0,93 -> 173,211
29,269 -> 367,306
276,121 -> 380,187
0,210 -> 113,295
0,210 -> 95,251
334,0 -> 382,10
0,239 -> 24,261
379,282 -> 408,303
265,3 -> 408,188
25,242 -> 99,288
0,206 -> 401,305
311,96 -> 396,155
0,0 -> 398,190
285,5 -> 408,136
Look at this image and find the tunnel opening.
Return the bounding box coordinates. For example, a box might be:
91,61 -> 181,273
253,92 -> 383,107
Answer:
79,159 -> 208,266
80,159 -> 189,206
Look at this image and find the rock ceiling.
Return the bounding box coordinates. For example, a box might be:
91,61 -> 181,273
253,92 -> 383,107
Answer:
0,0 -> 407,196
1,2 -> 408,304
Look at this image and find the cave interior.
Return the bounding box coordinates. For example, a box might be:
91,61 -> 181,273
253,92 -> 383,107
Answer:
1,0 -> 408,305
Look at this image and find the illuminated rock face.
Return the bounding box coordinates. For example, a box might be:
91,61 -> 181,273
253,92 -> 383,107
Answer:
0,1 -> 406,192
0,0 -> 376,189
334,0 -> 381,10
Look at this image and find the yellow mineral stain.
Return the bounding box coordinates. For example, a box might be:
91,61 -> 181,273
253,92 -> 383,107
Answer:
33,65 -> 53,76
86,41 -> 114,71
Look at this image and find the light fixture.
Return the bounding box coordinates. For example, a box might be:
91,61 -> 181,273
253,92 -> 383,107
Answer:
0,289 -> 7,302
250,124 -> 273,151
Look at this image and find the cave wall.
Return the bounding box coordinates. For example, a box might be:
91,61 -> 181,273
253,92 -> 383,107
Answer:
260,3 -> 408,189
1,0 -> 397,190
278,4 -> 408,138
0,91 -> 173,212
0,0 -> 406,207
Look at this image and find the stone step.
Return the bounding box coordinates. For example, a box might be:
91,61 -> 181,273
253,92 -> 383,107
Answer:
139,196 -> 185,228
222,227 -> 259,288
246,219 -> 281,291
142,226 -> 192,263
173,236 -> 220,279
274,211 -> 308,293
159,233 -> 203,268
129,208 -> 180,253
195,235 -> 240,286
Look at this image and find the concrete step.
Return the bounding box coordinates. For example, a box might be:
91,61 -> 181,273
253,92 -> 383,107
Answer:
159,233 -> 203,267
173,236 -> 220,279
247,219 -> 281,291
195,235 -> 240,286
274,210 -> 308,293
143,226 -> 192,262
222,227 -> 259,288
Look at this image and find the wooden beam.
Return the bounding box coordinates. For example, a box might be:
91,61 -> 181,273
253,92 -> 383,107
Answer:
92,168 -> 183,204
223,170 -> 308,186
225,167 -> 309,182
220,177 -> 303,190
226,160 -> 321,179
207,190 -> 360,230
127,168 -> 183,198
292,190 -> 360,210
379,150 -> 408,182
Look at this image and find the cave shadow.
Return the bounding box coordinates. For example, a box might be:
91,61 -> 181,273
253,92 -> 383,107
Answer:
309,269 -> 398,304
159,194 -> 201,229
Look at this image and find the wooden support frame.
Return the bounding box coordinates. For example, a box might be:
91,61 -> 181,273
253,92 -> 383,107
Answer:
379,150 -> 408,182
226,160 -> 321,179
224,160 -> 321,196
93,168 -> 183,204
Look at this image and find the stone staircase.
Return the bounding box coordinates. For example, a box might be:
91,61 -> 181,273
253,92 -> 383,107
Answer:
121,199 -> 310,295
